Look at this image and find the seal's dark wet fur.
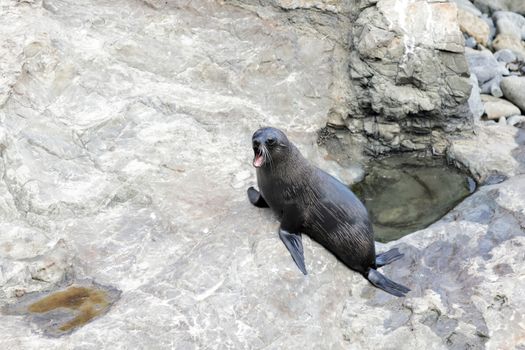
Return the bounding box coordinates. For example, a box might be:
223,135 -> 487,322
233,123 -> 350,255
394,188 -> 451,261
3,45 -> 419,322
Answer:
248,127 -> 410,297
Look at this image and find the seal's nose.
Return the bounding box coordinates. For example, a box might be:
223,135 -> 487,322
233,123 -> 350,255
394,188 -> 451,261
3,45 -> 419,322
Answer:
252,138 -> 261,149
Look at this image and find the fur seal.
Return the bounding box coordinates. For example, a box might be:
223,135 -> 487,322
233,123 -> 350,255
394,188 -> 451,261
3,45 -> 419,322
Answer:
247,127 -> 410,297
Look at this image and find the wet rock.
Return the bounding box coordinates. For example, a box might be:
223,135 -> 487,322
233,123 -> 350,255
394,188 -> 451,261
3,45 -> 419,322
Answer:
343,175 -> 525,350
501,76 -> 525,111
458,9 -> 490,46
481,94 -> 521,119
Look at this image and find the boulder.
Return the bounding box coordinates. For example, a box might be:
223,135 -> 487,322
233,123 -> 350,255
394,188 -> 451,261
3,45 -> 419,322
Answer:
492,34 -> 525,57
481,94 -> 522,119
473,0 -> 525,15
501,76 -> 525,112
458,8 -> 490,46
493,11 -> 525,41
465,48 -> 509,85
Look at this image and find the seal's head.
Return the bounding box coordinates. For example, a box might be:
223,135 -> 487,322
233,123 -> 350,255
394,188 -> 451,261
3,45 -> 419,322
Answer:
252,127 -> 290,168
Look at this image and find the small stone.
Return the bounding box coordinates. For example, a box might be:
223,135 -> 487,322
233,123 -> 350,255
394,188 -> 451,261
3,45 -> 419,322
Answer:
492,34 -> 525,58
480,75 -> 503,97
501,76 -> 525,111
481,94 -> 521,119
451,0 -> 482,17
507,115 -> 525,127
468,74 -> 484,120
494,49 -> 518,63
465,36 -> 477,48
458,9 -> 490,46
499,116 -> 507,125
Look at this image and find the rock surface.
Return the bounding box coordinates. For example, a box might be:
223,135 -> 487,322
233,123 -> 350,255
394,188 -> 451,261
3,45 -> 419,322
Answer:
1,0 -> 525,349
458,8 -> 490,46
473,0 -> 525,15
344,0 -> 473,154
448,125 -> 525,183
480,94 -> 521,120
501,76 -> 525,112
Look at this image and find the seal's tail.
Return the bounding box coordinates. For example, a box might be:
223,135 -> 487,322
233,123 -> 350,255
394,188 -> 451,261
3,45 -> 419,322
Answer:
366,269 -> 410,297
375,247 -> 404,268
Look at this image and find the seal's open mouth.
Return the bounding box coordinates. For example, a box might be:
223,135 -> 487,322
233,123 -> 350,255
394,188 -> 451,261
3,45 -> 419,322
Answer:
253,148 -> 264,168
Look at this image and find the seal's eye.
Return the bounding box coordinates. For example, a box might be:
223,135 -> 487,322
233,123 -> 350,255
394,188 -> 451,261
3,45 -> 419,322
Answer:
266,138 -> 276,146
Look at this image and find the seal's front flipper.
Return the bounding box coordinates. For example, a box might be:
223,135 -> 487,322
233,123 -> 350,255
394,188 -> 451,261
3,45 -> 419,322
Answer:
279,228 -> 307,275
247,187 -> 269,208
376,248 -> 404,268
366,268 -> 410,297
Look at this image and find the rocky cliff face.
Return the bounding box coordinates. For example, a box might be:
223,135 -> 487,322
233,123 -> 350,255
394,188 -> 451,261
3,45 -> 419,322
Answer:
1,0 -> 525,349
344,0 -> 473,154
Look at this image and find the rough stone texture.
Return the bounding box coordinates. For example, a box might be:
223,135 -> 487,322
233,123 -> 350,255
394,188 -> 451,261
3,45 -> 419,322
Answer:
458,8 -> 490,46
344,0 -> 473,154
465,48 -> 509,85
1,0 -> 525,349
493,11 -> 525,41
507,115 -> 525,127
473,0 -> 525,15
451,0 -> 482,17
343,175 -> 525,350
448,125 -> 525,183
501,76 -> 525,112
468,74 -> 484,121
481,94 -> 521,120
492,34 -> 525,58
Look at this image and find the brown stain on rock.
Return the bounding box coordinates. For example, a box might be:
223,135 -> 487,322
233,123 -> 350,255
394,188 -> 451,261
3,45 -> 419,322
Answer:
28,286 -> 110,332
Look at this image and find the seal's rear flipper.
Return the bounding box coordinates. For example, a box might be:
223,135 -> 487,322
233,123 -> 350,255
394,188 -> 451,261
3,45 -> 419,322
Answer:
247,187 -> 269,208
279,229 -> 307,275
375,248 -> 404,268
367,268 -> 410,297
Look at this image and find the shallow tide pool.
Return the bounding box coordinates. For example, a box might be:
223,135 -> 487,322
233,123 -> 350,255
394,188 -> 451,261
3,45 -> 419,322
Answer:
352,153 -> 474,242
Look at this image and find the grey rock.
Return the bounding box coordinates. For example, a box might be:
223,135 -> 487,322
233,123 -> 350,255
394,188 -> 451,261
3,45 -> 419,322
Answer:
481,94 -> 522,119
473,0 -> 525,15
499,116 -> 507,124
465,35 -> 477,48
451,0 -> 482,17
492,34 -> 525,58
507,115 -> 525,127
501,76 -> 525,111
465,48 -> 509,85
346,0 -> 473,154
448,125 -> 525,182
343,174 -> 525,350
480,75 -> 504,97
481,13 -> 497,43
0,0 -> 524,349
458,8 -> 490,46
493,11 -> 525,41
494,48 -> 518,63
468,74 -> 484,121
